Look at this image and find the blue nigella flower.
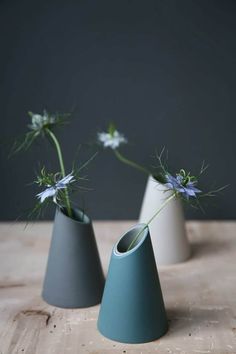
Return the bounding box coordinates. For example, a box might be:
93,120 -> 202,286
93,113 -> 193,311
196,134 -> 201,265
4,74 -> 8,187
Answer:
37,173 -> 75,203
165,173 -> 201,199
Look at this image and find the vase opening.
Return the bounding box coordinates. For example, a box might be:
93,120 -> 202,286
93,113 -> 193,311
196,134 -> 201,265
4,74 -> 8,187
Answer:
116,225 -> 148,254
60,207 -> 90,224
152,173 -> 166,184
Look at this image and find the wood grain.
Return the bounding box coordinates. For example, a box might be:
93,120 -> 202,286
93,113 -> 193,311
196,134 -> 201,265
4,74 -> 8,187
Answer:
0,221 -> 236,354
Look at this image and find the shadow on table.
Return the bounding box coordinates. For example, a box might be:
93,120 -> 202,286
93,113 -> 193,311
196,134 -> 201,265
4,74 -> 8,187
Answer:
190,239 -> 230,259
166,305 -> 229,337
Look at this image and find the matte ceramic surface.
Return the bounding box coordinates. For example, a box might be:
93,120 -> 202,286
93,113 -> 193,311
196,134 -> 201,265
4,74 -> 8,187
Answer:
97,224 -> 168,344
42,207 -> 105,308
139,175 -> 191,265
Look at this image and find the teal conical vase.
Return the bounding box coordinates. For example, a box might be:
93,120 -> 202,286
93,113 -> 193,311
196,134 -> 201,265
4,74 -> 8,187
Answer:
42,207 -> 105,308
97,224 -> 168,344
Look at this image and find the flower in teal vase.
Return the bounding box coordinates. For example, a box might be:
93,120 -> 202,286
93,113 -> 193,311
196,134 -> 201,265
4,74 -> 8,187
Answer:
98,123 -> 127,149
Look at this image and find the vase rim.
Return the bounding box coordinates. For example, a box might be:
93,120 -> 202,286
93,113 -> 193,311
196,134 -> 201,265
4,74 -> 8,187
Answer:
149,175 -> 177,195
58,206 -> 91,225
114,223 -> 149,257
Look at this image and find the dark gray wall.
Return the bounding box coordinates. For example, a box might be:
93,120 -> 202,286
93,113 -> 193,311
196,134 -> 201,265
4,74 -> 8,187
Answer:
0,0 -> 235,220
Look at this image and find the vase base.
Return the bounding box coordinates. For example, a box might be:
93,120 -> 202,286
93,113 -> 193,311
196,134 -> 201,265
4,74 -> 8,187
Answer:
98,323 -> 168,344
42,292 -> 103,309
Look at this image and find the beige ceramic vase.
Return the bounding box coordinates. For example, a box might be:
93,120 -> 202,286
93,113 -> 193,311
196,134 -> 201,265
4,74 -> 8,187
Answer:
139,175 -> 191,265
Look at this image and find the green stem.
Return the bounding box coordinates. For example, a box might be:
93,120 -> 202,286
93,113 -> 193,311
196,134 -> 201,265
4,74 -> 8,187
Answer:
114,149 -> 151,175
127,193 -> 176,251
46,128 -> 72,217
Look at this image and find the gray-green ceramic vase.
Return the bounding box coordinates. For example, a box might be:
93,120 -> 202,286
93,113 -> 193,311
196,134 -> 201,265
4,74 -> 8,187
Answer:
42,207 -> 105,308
97,224 -> 168,344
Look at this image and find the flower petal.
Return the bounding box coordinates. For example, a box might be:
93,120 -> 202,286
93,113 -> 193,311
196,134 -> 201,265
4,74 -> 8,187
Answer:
189,186 -> 202,193
185,188 -> 197,197
37,187 -> 56,203
57,173 -> 75,186
97,130 -> 127,149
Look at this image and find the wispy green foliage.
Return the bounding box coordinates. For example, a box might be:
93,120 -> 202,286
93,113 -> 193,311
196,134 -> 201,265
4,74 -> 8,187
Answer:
12,110 -> 97,220
10,110 -> 70,157
153,147 -> 228,211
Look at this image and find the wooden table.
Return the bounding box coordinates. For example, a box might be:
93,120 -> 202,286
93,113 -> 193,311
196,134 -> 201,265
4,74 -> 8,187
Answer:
0,221 -> 236,354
